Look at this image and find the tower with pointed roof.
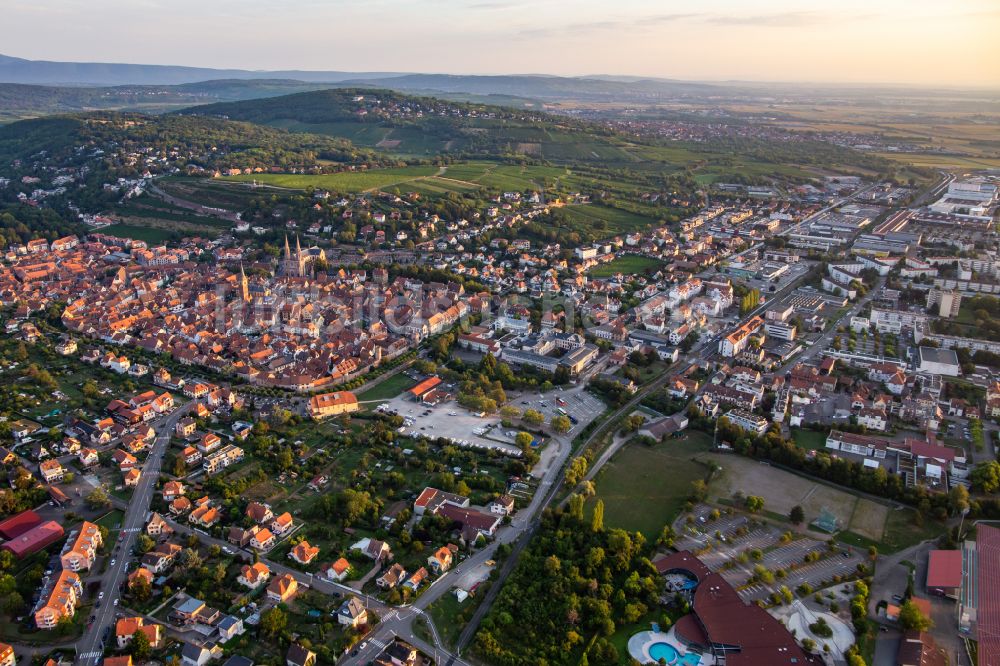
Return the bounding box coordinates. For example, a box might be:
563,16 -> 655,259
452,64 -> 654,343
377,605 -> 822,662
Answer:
239,263 -> 250,303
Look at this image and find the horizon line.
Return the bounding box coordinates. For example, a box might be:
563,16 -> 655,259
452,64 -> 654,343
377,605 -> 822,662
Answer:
3,53 -> 999,92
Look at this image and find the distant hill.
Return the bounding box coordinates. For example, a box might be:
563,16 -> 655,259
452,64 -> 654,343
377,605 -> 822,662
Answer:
0,80 -> 367,123
0,53 -> 401,86
0,53 -> 728,103
338,73 -> 724,101
178,88 -> 626,160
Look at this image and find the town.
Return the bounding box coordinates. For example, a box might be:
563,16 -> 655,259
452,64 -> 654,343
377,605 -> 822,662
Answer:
0,28 -> 998,666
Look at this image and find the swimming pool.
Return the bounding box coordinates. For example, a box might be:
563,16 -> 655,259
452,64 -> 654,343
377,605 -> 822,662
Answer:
648,642 -> 701,666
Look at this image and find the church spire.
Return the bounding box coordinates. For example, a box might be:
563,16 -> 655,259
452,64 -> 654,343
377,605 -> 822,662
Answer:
239,262 -> 250,302
284,235 -> 291,260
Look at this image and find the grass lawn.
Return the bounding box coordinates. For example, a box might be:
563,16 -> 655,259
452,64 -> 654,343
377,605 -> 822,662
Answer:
586,431 -> 713,540
608,608 -> 662,664
426,589 -> 487,650
94,508 -> 125,533
837,508 -> 945,553
791,429 -> 828,451
357,373 -> 416,403
879,508 -> 947,552
588,255 -> 665,278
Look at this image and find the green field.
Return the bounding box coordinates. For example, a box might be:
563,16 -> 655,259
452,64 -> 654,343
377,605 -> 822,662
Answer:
440,162 -> 572,191
588,255 -> 665,278
357,373 -> 416,403
838,507 -> 947,553
791,429 -> 828,451
557,203 -> 657,234
586,431 -> 713,540
99,223 -> 175,244
222,165 -> 439,193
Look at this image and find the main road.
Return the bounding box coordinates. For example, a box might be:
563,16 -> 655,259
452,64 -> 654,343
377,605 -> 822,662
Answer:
76,402 -> 192,665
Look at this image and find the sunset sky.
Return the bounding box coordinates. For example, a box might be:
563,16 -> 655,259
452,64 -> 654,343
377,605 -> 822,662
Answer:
3,0 -> 999,87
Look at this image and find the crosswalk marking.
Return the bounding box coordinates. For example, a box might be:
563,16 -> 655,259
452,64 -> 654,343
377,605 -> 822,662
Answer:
80,651 -> 102,659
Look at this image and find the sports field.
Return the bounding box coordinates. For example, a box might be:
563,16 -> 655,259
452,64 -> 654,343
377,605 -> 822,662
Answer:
704,453 -> 889,541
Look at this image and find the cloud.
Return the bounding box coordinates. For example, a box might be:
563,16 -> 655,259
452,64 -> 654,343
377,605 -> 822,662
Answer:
508,9 -> 860,40
645,13 -> 707,24
704,11 -> 838,27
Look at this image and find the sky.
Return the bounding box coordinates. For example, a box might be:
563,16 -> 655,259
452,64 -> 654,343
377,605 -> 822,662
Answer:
2,0 -> 999,87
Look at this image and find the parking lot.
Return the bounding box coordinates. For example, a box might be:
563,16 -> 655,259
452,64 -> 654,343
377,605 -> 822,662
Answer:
377,385 -> 605,456
672,504 -> 867,601
511,387 -> 606,439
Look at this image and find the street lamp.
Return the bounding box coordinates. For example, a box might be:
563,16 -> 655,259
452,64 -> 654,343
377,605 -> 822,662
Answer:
958,506 -> 970,542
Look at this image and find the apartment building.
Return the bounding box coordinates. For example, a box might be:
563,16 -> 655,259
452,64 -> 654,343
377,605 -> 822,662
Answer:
203,444 -> 244,475
59,521 -> 103,572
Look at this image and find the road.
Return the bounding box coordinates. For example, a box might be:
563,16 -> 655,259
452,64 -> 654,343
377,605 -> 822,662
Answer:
779,183 -> 881,239
335,384 -> 587,665
76,402 -> 192,665
912,171 -> 955,208
788,276 -> 887,369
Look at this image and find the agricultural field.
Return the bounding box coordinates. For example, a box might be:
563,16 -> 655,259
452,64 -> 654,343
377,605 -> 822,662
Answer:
587,255 -> 665,278
719,99 -> 1000,169
586,431 -> 713,540
876,151 -> 1000,170
97,223 -> 176,244
440,162 -> 572,191
156,177 -> 265,210
556,202 -> 658,234
223,165 -> 440,193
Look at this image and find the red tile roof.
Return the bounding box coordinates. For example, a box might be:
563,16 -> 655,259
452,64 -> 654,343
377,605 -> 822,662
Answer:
977,525 -> 1000,666
926,550 -> 962,590
408,376 -> 441,397
653,551 -> 818,666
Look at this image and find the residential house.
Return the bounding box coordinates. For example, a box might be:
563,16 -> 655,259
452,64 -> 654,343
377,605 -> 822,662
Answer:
488,495 -> 515,515
322,558 -> 351,583
404,567 -> 428,592
115,617 -> 162,649
180,643 -> 213,666
217,615 -> 244,642
250,528 -> 276,551
427,546 -> 453,574
376,563 -> 407,589
289,541 -> 319,565
124,468 -> 141,488
146,512 -> 172,537
270,512 -> 294,536
238,562 -> 271,589
39,459 -> 64,484
337,597 -> 367,627
286,643 -> 317,666
246,502 -> 273,525
175,417 -> 197,438
266,573 -> 298,603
